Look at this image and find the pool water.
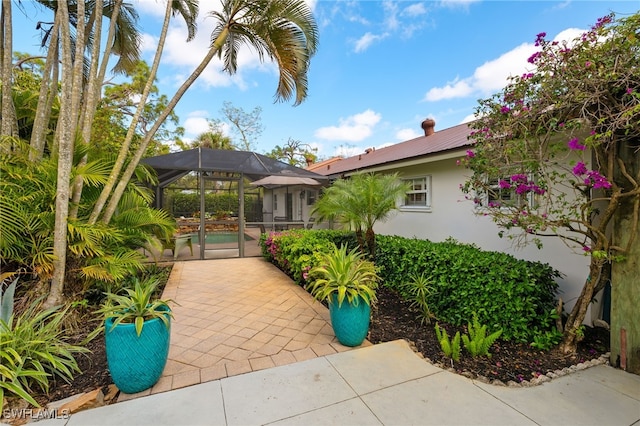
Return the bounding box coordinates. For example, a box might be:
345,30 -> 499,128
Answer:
191,232 -> 253,244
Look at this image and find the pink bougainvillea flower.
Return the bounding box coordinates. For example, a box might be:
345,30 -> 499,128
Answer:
573,162 -> 588,176
466,150 -> 475,158
568,137 -> 586,151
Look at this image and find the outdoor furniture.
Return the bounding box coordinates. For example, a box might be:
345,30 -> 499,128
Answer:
274,216 -> 288,231
163,234 -> 194,259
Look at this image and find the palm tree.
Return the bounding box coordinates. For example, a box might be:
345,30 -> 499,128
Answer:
193,131 -> 234,150
96,0 -> 319,224
312,173 -> 409,258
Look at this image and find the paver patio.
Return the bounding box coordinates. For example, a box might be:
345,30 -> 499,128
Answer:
119,258 -> 367,401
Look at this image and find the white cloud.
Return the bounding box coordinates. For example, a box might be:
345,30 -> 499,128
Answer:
402,3 -> 427,17
396,128 -> 421,140
315,110 -> 382,142
354,32 -> 388,53
422,27 -> 590,103
183,116 -> 210,136
424,78 -> 474,101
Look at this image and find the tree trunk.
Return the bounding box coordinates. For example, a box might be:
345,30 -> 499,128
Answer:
45,4 -> 75,308
1,0 -> 16,141
100,27 -> 230,224
610,140 -> 640,374
88,0 -> 172,224
559,258 -> 603,354
29,16 -> 60,162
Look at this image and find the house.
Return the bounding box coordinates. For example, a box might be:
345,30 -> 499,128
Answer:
309,119 -> 598,321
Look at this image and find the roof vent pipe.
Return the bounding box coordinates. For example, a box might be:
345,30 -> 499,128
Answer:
421,118 -> 436,136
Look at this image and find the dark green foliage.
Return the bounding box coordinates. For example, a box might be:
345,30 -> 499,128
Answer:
260,230 -> 560,343
167,192 -> 241,217
461,313 -> 503,357
375,235 -> 560,342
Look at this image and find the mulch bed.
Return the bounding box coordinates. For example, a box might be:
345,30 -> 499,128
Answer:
25,285 -> 610,409
369,286 -> 610,384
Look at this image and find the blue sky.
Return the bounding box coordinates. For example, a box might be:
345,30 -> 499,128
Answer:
12,1 -> 640,159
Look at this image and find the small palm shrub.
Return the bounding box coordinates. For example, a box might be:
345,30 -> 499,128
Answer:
400,272 -> 435,324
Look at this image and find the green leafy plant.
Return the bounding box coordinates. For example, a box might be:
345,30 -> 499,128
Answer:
530,329 -> 563,351
1,279 -> 87,410
306,244 -> 379,307
435,323 -> 461,362
461,313 -> 503,357
95,277 -> 173,337
400,272 -> 436,325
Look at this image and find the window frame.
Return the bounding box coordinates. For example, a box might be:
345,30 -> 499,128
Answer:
400,175 -> 432,212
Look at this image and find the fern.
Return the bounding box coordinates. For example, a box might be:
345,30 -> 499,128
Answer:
461,313 -> 502,357
435,323 -> 461,361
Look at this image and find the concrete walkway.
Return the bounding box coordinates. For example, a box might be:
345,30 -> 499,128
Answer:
37,339 -> 640,425
118,258 -> 366,402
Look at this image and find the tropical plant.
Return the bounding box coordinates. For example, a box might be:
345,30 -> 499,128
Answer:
306,244 -> 379,307
400,272 -> 436,325
460,12 -> 640,361
1,0 -> 318,307
95,278 -> 173,337
461,314 -> 503,358
0,279 -> 87,410
311,172 -> 409,258
435,323 -> 461,362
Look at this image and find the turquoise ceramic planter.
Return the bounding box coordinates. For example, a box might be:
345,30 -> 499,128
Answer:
104,311 -> 171,394
329,295 -> 371,347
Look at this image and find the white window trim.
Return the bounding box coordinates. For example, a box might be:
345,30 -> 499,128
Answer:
400,175 -> 432,212
476,174 -> 538,210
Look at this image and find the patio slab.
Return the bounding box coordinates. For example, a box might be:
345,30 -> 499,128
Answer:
119,257 -> 366,401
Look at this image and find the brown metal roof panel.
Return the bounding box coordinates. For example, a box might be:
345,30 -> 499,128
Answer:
314,122 -> 472,176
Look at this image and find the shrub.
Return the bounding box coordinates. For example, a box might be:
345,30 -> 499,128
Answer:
1,280 -> 87,409
376,235 -> 559,342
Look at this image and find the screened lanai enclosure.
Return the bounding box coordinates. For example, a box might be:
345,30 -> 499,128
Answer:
142,148 -> 328,260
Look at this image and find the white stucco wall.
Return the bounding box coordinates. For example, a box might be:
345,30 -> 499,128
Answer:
373,156 -> 593,318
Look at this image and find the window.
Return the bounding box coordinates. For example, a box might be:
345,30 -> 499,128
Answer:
402,176 -> 431,210
307,190 -> 317,206
273,194 -> 278,210
482,175 -> 541,209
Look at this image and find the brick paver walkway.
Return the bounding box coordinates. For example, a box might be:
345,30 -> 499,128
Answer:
119,258 -> 367,401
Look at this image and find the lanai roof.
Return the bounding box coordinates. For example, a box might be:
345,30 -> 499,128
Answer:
142,147 -> 328,187
310,122 -> 473,177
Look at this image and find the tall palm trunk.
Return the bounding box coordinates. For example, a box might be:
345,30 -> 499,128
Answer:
100,27 -> 231,224
1,0 -> 16,141
29,15 -> 61,162
89,0 -> 175,224
70,0 -> 105,219
46,2 -> 77,308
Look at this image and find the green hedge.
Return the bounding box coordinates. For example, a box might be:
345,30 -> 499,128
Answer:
260,230 -> 560,343
375,235 -> 560,342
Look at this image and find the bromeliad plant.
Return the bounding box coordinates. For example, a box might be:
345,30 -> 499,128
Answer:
306,244 -> 379,307
96,277 -> 173,336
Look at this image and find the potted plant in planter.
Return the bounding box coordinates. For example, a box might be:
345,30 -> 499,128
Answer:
307,244 -> 379,347
95,278 -> 173,394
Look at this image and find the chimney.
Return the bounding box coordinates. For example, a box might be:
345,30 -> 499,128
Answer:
421,118 -> 436,136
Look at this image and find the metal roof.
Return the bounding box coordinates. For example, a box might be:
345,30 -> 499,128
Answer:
310,122 -> 473,177
142,147 -> 328,187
